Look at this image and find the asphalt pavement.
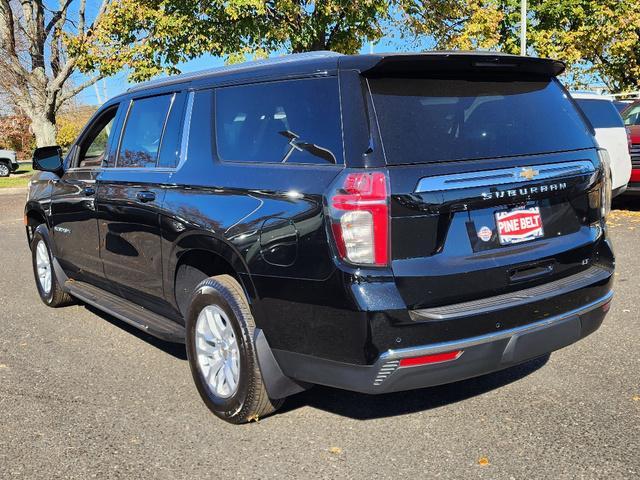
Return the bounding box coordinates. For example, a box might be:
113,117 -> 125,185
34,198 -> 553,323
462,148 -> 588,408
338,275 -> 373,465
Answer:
1,192 -> 638,479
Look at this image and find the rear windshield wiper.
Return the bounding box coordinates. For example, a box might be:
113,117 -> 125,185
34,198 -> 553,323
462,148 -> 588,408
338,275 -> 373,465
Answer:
279,130 -> 337,164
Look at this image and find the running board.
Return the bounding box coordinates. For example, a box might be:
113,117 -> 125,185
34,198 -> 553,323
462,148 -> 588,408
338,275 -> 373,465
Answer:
64,280 -> 186,343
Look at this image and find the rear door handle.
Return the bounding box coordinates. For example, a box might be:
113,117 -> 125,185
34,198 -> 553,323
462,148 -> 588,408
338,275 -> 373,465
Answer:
509,262 -> 554,283
83,186 -> 95,196
136,191 -> 156,203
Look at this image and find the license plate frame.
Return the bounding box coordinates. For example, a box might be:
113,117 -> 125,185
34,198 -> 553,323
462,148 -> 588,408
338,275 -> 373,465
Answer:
495,206 -> 544,245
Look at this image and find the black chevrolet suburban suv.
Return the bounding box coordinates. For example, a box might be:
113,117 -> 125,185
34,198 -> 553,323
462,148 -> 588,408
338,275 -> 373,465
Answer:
25,52 -> 614,424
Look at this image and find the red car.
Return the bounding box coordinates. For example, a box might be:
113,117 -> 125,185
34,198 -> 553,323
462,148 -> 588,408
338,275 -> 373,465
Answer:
622,100 -> 640,195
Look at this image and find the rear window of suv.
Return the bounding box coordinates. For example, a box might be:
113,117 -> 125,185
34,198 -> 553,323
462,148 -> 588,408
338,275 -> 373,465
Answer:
575,99 -> 624,129
369,75 -> 594,165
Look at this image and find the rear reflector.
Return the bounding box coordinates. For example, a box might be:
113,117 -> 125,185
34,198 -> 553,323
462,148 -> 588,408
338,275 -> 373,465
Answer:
398,350 -> 463,367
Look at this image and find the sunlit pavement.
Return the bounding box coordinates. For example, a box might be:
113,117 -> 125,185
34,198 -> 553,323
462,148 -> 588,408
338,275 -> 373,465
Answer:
1,192 -> 638,479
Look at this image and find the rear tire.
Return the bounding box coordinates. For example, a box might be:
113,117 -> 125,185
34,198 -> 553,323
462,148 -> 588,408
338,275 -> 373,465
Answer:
185,274 -> 284,424
30,231 -> 73,307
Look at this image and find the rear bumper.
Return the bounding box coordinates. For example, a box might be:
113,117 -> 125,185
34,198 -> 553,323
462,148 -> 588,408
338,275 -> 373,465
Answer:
273,291 -> 612,394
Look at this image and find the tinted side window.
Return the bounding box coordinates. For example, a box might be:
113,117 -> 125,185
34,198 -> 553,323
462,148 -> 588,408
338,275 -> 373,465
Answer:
624,104 -> 640,126
118,95 -> 172,168
158,93 -> 187,168
575,99 -> 624,129
215,78 -> 343,165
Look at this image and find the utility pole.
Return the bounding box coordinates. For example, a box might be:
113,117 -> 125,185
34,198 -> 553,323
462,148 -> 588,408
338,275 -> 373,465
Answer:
520,0 -> 527,56
93,82 -> 103,105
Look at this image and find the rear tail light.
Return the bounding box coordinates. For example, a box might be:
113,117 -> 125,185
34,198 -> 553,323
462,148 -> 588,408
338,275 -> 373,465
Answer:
598,149 -> 612,218
328,171 -> 389,266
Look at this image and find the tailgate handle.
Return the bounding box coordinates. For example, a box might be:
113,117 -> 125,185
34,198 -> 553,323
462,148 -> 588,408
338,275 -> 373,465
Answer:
509,263 -> 554,283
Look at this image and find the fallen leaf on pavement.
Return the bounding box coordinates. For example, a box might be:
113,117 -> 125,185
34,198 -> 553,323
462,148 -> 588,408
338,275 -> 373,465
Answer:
478,457 -> 490,466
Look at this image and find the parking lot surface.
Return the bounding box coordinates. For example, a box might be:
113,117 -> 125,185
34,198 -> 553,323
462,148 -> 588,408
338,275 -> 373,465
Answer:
1,192 -> 638,479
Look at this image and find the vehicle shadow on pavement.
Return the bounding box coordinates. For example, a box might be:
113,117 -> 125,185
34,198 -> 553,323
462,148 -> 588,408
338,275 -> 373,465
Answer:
83,303 -> 549,420
613,197 -> 640,211
85,305 -> 187,360
279,355 -> 550,420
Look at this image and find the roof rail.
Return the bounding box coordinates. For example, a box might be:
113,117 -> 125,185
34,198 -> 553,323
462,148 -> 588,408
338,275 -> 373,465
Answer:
127,51 -> 343,93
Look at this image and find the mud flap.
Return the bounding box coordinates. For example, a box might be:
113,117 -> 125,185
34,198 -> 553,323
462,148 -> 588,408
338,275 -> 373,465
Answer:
254,328 -> 310,399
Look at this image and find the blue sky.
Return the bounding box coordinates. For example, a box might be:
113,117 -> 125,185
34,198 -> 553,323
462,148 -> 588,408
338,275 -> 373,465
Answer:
76,28 -> 430,105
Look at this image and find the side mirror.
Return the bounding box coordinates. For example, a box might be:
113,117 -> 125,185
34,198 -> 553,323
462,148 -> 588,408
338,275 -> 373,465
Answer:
33,146 -> 63,174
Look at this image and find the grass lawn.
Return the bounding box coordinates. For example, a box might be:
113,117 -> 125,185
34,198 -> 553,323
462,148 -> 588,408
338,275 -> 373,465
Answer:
0,163 -> 34,188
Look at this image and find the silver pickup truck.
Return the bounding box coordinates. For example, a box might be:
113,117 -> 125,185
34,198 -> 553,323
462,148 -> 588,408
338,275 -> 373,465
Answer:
0,149 -> 18,176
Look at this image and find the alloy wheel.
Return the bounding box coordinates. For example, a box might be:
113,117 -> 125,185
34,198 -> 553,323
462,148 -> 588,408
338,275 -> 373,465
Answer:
195,305 -> 240,398
35,240 -> 52,295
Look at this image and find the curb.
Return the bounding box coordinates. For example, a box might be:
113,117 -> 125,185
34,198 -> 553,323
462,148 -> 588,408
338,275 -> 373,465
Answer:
0,187 -> 27,196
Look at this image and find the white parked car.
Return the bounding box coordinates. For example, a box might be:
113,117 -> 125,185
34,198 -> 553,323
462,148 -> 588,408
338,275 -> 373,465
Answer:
0,149 -> 18,177
571,92 -> 632,196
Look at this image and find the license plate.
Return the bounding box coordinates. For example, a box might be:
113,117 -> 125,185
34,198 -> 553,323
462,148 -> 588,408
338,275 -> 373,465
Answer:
495,207 -> 544,245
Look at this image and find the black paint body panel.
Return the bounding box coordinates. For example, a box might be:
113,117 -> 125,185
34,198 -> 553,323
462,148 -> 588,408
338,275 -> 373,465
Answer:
25,52 -> 614,390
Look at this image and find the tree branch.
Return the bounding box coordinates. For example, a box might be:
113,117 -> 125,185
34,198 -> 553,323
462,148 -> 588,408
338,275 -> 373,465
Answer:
0,0 -> 29,80
55,73 -> 104,111
50,0 -> 111,98
45,0 -> 72,38
78,0 -> 86,34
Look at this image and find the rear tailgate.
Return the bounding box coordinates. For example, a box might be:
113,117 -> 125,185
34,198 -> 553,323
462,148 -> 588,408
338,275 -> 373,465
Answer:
368,73 -> 607,310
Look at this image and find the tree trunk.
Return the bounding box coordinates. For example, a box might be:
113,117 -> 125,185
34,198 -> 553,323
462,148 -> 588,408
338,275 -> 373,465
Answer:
30,114 -> 57,147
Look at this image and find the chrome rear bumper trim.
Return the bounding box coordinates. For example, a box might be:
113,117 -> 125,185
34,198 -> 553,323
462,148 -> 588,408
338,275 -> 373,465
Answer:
381,290 -> 613,361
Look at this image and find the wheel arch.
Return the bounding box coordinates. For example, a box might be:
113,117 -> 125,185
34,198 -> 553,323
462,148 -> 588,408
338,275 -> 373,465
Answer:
170,234 -> 258,319
24,204 -> 49,244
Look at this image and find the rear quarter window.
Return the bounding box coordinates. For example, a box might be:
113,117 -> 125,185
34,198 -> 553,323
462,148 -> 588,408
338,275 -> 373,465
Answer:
369,75 -> 594,165
575,99 -> 624,129
215,77 -> 344,165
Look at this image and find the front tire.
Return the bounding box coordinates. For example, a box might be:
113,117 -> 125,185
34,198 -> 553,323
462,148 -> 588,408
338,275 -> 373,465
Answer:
185,274 -> 283,424
30,231 -> 73,307
0,161 -> 9,177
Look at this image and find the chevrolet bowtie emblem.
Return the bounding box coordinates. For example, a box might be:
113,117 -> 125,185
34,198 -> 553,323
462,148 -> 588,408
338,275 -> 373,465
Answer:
519,167 -> 540,181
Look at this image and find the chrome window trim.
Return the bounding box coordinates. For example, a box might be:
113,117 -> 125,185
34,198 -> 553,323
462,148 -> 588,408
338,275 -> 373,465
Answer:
414,160 -> 596,193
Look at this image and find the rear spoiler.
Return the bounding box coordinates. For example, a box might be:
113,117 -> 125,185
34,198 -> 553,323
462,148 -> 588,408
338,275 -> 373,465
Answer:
342,52 -> 566,77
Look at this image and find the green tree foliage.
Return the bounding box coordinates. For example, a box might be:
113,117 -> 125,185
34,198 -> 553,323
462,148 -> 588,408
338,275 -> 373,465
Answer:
530,0 -> 640,92
400,0 -> 505,51
69,0 -> 393,82
403,0 -> 640,92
